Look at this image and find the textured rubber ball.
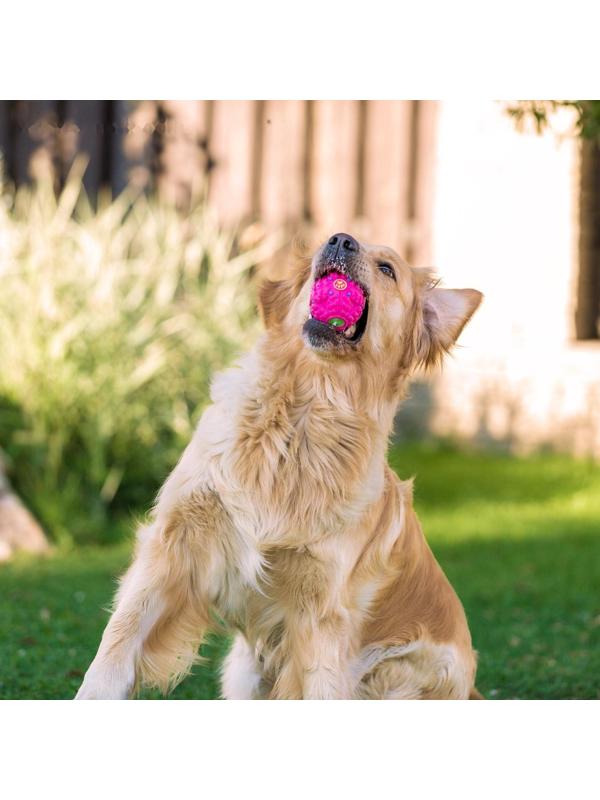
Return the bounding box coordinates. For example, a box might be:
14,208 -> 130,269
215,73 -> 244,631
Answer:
309,272 -> 365,333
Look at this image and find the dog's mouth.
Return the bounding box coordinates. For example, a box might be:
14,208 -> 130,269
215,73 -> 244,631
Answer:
303,266 -> 369,352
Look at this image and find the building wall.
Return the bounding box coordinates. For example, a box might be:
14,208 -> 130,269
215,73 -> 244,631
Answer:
427,100 -> 600,456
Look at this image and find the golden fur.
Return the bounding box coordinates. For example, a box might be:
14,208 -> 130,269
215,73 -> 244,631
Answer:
76,235 -> 482,700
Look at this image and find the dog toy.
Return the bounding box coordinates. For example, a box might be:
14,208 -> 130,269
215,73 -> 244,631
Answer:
309,271 -> 365,332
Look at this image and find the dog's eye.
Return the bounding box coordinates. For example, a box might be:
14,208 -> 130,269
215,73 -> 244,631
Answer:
378,262 -> 396,281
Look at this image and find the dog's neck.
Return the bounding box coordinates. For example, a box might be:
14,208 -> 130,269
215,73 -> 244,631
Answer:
228,332 -> 401,534
257,332 -> 399,436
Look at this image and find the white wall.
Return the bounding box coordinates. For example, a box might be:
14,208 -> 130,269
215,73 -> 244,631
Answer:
427,101 -> 600,456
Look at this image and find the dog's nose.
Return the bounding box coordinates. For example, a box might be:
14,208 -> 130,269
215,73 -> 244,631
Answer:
325,233 -> 359,259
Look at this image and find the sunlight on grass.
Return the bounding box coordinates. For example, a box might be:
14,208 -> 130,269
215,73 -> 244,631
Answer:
390,442 -> 600,541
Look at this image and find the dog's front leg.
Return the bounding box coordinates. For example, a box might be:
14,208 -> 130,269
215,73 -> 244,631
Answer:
301,614 -> 355,700
270,611 -> 354,700
74,533 -> 163,700
270,549 -> 354,700
76,488 -> 233,699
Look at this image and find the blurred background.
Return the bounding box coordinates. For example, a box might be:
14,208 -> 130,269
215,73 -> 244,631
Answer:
0,100 -> 599,699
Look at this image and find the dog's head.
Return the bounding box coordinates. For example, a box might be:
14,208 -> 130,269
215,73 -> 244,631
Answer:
260,233 -> 482,378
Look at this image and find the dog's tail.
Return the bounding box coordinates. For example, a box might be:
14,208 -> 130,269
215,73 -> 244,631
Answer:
469,687 -> 484,699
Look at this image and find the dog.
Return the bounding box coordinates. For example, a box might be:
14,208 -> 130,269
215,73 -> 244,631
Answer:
76,232 -> 483,700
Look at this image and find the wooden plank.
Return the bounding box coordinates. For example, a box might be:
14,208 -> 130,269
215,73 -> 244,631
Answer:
110,101 -> 132,195
157,101 -> 209,207
310,100 -> 360,238
0,102 -> 11,177
14,100 -> 59,185
409,100 -> 438,266
62,101 -> 106,199
208,100 -> 256,226
575,138 -> 600,340
259,100 -> 306,230
363,100 -> 412,254
110,100 -> 157,195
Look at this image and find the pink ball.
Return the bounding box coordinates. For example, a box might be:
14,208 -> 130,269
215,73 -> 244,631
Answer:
310,272 -> 366,332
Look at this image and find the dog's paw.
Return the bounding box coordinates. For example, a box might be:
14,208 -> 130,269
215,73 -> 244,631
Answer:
74,663 -> 134,700
74,683 -> 108,700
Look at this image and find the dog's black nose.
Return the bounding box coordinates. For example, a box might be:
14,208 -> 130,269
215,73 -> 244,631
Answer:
326,233 -> 359,258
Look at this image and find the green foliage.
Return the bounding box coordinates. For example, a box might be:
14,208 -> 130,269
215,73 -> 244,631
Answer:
1,443 -> 599,699
506,100 -> 600,141
0,160 -> 273,545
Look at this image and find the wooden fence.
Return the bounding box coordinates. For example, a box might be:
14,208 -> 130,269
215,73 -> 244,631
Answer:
0,100 -> 437,264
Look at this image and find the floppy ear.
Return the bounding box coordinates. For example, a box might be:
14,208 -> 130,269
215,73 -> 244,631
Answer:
259,279 -> 296,328
418,287 -> 483,367
258,259 -> 311,329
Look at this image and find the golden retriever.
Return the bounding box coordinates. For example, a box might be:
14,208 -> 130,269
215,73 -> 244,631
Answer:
76,232 -> 483,700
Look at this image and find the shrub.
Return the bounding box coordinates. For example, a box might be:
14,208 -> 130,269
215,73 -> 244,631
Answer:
0,158 -> 273,545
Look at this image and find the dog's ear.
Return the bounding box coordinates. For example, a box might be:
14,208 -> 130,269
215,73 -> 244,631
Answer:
417,287 -> 483,367
258,258 -> 311,329
259,279 -> 297,328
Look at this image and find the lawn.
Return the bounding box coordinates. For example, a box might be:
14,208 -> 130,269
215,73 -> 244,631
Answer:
1,442 -> 599,700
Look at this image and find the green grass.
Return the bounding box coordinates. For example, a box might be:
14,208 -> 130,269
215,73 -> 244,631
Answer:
2,441 -> 599,699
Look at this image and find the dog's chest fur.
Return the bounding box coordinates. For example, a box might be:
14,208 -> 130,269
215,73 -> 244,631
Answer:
208,345 -> 389,548
192,346 -> 395,687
